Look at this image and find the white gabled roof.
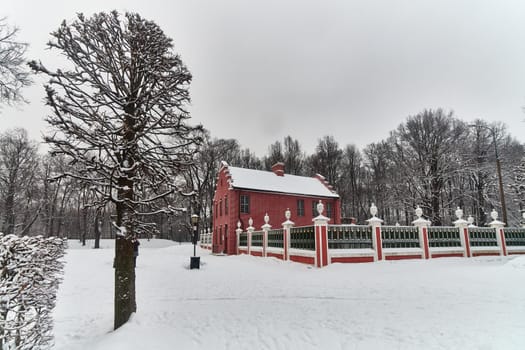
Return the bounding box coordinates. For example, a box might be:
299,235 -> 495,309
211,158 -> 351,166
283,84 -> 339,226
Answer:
225,166 -> 339,198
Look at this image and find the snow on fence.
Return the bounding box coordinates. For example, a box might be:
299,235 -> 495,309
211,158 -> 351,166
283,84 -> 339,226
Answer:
204,203 -> 525,268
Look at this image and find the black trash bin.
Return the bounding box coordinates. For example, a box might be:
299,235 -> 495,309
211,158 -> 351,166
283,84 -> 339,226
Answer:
190,256 -> 200,269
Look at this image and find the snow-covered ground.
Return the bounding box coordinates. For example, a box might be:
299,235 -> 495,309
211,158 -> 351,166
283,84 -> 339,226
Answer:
53,239 -> 525,350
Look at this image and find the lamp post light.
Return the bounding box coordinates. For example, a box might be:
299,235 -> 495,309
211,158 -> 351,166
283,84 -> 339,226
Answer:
190,214 -> 200,269
469,124 -> 508,226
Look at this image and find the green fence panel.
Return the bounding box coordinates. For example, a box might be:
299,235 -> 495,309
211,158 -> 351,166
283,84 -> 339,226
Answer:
468,227 -> 497,247
251,231 -> 263,247
381,226 -> 419,248
327,225 -> 373,249
239,232 -> 247,247
427,227 -> 462,248
267,229 -> 284,248
290,226 -> 315,251
504,228 -> 525,246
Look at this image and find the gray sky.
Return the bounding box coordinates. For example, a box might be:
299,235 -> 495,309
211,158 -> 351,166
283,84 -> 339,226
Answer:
3,0 -> 525,156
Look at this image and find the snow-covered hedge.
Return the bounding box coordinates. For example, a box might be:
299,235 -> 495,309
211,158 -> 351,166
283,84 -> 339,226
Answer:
0,233 -> 67,350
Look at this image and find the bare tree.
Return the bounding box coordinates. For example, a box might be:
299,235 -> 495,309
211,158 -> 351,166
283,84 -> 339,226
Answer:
307,135 -> 343,186
338,144 -> 366,221
283,136 -> 305,175
0,128 -> 39,235
0,17 -> 31,106
263,136 -> 304,174
364,141 -> 394,221
389,109 -> 466,225
264,140 -> 284,170
30,11 -> 202,329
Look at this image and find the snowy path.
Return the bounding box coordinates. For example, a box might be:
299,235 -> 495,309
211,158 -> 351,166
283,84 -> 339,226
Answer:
53,240 -> 525,349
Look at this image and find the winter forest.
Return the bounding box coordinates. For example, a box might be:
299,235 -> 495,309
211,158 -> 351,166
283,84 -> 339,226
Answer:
1,7 -> 525,348
2,112 -> 525,241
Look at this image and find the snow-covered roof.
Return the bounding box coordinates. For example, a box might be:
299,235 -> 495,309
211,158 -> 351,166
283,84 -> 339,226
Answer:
224,165 -> 339,198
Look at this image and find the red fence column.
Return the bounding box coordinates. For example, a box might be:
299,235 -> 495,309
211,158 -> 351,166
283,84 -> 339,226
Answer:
367,203 -> 383,261
313,201 -> 330,268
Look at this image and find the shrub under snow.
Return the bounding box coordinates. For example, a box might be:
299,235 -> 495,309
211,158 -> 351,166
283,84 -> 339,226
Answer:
0,233 -> 67,350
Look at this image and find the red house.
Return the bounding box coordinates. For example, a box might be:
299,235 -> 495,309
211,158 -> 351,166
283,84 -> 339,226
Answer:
212,162 -> 341,254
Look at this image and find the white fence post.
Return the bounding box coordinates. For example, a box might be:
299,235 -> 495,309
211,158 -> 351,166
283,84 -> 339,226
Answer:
247,217 -> 254,256
235,221 -> 242,255
453,207 -> 471,258
313,201 -> 330,267
412,206 -> 431,259
366,203 -> 383,261
261,213 -> 271,258
488,209 -> 507,256
282,209 -> 294,261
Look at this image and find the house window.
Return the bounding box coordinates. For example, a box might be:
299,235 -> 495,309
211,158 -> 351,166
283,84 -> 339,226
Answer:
215,202 -> 218,218
225,196 -> 228,215
219,199 -> 222,216
240,195 -> 250,214
326,202 -> 333,218
297,199 -> 305,216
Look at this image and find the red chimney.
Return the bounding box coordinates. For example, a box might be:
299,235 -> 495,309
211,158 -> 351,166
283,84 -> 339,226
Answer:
271,162 -> 285,176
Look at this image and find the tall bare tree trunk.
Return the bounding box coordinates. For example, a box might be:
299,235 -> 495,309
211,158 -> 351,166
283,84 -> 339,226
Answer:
114,102 -> 137,329
114,175 -> 136,329
94,208 -> 101,249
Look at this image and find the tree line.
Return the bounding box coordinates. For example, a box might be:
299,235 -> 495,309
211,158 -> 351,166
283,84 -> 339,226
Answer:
1,110 -> 524,243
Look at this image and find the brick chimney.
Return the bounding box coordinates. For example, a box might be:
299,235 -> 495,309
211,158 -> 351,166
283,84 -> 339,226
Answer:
271,162 -> 285,176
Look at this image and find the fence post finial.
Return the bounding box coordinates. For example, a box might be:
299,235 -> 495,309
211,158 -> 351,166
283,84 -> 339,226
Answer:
455,207 -> 463,220
467,215 -> 476,227
415,206 -> 423,219
317,201 -> 324,216
370,203 -> 378,217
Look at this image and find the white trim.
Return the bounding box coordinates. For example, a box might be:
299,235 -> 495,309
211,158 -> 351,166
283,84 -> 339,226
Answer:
288,248 -> 316,258
329,249 -> 375,258
429,247 -> 464,253
470,246 -> 501,253
507,246 -> 525,253
383,247 -> 423,256
266,247 -> 284,254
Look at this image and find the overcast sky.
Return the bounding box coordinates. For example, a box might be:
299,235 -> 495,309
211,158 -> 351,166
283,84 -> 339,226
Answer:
3,0 -> 525,156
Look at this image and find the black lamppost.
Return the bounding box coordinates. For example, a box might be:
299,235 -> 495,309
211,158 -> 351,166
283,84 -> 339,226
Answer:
190,214 -> 200,269
469,124 -> 508,226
